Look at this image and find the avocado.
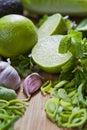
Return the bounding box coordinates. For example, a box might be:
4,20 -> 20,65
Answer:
0,0 -> 23,17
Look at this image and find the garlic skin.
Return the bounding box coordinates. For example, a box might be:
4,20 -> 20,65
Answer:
23,73 -> 43,99
0,61 -> 21,90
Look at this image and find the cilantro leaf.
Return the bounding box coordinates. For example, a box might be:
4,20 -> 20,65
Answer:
10,54 -> 40,78
69,30 -> 82,41
58,35 -> 71,53
59,30 -> 83,58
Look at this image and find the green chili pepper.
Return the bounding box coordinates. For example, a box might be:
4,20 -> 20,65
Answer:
67,109 -> 87,128
60,99 -> 73,110
78,80 -> 87,107
41,80 -> 53,95
0,98 -> 28,130
0,116 -> 20,130
9,99 -> 28,106
13,110 -> 24,116
0,99 -> 9,109
57,116 -> 68,127
0,108 -> 8,115
72,94 -> 79,105
68,89 -> 77,98
45,98 -> 59,122
57,88 -> 70,102
0,113 -> 13,120
65,79 -> 76,88
54,80 -> 68,89
8,105 -> 26,110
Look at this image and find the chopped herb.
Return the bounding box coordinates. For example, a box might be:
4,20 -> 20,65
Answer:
10,54 -> 40,78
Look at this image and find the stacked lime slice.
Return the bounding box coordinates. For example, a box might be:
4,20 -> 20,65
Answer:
38,13 -> 67,39
32,13 -> 72,73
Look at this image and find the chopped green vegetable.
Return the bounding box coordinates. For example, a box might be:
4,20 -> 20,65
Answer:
41,80 -> 53,95
44,29 -> 87,129
45,98 -> 59,122
0,99 -> 28,130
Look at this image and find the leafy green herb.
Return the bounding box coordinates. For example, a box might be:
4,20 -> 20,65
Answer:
10,54 -> 40,78
59,30 -> 83,58
44,29 -> 87,129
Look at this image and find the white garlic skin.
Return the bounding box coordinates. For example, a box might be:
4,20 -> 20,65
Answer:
0,61 -> 21,90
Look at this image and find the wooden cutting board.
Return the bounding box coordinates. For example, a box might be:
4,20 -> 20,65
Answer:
14,73 -> 76,130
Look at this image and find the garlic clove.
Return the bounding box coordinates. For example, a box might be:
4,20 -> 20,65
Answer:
0,61 -> 21,90
23,73 -> 43,100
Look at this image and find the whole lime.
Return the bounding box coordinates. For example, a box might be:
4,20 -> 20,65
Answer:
0,14 -> 38,57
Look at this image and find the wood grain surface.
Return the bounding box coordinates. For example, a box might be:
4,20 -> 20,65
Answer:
14,91 -> 68,130
14,73 -> 76,130
14,15 -> 83,130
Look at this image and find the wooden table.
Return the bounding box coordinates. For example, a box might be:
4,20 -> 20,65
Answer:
14,73 -> 76,130
14,15 -> 84,130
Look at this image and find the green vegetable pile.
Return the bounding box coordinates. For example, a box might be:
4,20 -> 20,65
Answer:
0,85 -> 28,130
1,11 -> 87,130
41,18 -> 87,129
0,99 -> 28,130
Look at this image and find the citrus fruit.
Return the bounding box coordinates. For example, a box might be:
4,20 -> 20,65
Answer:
0,14 -> 38,58
32,35 -> 72,73
38,13 -> 67,39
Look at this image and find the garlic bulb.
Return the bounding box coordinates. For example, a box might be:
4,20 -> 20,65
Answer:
23,73 -> 43,100
0,61 -> 21,90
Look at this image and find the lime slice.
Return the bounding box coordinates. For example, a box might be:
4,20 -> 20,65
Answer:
38,13 -> 67,39
32,35 -> 72,73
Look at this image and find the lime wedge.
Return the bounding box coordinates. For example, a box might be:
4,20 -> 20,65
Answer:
38,13 -> 67,39
32,35 -> 72,73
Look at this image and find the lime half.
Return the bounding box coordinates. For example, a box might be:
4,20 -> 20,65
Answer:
32,35 -> 72,73
38,13 -> 67,39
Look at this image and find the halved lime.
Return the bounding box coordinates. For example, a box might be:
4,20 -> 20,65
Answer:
32,35 -> 72,73
38,13 -> 67,39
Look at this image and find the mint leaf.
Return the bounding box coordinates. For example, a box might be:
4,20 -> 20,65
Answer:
59,30 -> 83,58
59,35 -> 71,53
70,38 -> 83,58
69,30 -> 82,41
11,55 -> 32,78
11,54 -> 40,78
69,30 -> 83,58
